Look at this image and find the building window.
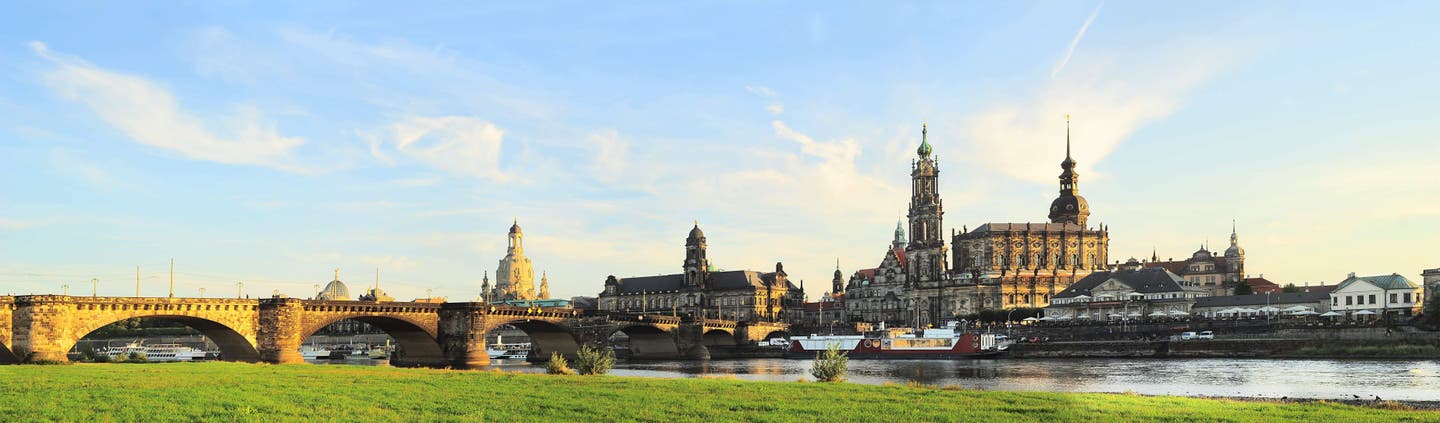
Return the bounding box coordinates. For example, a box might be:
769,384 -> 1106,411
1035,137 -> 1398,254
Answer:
1390,293 -> 1398,304
1404,293 -> 1412,303
1346,296 -> 1352,306
1333,297 -> 1338,306
1368,294 -> 1376,305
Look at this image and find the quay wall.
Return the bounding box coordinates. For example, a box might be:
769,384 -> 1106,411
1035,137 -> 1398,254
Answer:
1008,338 -> 1440,359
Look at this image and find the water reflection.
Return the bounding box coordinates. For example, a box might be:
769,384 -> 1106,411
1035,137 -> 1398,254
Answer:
479,358 -> 1440,401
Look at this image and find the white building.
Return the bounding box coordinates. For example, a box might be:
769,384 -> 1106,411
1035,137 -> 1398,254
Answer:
1328,273 -> 1421,319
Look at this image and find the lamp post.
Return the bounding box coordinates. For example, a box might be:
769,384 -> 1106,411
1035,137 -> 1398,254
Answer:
91,278 -> 98,297
199,287 -> 206,298
236,282 -> 244,299
62,284 -> 69,296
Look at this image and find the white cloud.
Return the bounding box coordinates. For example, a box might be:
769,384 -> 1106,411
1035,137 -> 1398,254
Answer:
963,41 -> 1232,183
766,104 -> 785,115
368,116 -> 508,182
745,85 -> 777,97
588,129 -> 628,183
1051,2 -> 1104,79
31,41 -> 307,172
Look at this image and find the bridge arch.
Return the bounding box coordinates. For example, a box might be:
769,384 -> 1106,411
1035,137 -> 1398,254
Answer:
610,324 -> 680,359
300,315 -> 443,366
702,329 -> 737,347
71,315 -> 260,362
487,318 -> 582,362
0,344 -> 16,363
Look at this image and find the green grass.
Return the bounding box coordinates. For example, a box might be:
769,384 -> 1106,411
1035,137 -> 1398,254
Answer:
0,362 -> 1435,422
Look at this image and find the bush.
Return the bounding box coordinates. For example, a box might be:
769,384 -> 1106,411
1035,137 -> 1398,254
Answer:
126,352 -> 147,363
92,352 -> 112,363
545,352 -> 573,375
574,345 -> 614,375
810,343 -> 848,382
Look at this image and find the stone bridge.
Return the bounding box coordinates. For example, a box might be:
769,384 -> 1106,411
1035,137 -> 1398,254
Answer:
0,295 -> 790,368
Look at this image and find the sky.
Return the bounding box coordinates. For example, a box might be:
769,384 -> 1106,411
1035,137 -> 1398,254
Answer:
2,2 -> 1439,301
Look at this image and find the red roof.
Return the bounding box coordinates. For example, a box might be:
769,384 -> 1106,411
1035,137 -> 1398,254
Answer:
1245,277 -> 1281,294
854,268 -> 878,280
893,246 -> 907,269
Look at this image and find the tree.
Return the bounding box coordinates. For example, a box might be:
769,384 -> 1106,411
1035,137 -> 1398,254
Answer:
810,343 -> 848,382
574,345 -> 614,375
545,352 -> 573,375
1234,281 -> 1255,295
1281,283 -> 1301,293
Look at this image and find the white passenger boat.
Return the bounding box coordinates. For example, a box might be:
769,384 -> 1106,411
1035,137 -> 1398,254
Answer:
487,335 -> 530,360
785,322 -> 1003,359
103,342 -> 206,362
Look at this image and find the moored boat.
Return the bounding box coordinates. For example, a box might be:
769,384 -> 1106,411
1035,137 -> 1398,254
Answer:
785,323 -> 1003,359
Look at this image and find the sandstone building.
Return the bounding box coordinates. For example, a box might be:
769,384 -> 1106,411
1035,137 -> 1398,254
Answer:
596,223 -> 805,322
1142,224 -> 1247,296
482,221 -> 542,301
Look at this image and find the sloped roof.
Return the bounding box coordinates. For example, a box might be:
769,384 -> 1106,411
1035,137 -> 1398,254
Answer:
1245,277 -> 1281,294
1054,267 -> 1197,298
613,270 -> 796,294
967,222 -> 1088,234
1334,274 -> 1417,291
1193,292 -> 1329,308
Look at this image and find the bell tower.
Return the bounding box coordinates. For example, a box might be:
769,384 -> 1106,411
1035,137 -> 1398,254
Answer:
684,222 -> 709,287
907,122 -> 948,281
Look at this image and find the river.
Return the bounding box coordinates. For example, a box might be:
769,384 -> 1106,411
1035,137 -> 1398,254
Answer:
309,357 -> 1440,401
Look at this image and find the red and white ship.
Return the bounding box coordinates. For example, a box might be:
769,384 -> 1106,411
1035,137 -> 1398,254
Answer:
786,322 -> 1004,359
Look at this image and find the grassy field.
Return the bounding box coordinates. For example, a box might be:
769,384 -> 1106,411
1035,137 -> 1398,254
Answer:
0,362 -> 1435,422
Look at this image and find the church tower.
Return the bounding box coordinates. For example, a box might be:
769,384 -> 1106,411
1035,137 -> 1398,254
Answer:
906,122 -> 947,281
495,220 -> 537,301
539,271 -> 551,300
1049,116 -> 1091,227
832,259 -> 844,294
684,222 -> 709,287
480,271 -> 491,302
1223,221 -> 1245,284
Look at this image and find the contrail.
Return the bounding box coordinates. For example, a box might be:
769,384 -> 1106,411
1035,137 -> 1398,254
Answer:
1051,2 -> 1104,79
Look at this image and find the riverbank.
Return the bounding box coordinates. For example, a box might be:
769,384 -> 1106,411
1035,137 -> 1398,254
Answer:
1007,338 -> 1440,359
1,362 -> 1435,421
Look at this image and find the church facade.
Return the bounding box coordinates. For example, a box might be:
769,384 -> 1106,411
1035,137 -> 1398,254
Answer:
596,223 -> 806,323
835,120 -> 1111,327
482,221 -> 546,302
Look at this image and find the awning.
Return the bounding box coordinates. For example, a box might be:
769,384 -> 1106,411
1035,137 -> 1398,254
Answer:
1148,311 -> 1169,317
1169,310 -> 1190,316
1023,317 -> 1039,322
1354,310 -> 1376,315
1257,306 -> 1280,313
1281,305 -> 1312,313
1290,310 -> 1319,315
1319,311 -> 1343,317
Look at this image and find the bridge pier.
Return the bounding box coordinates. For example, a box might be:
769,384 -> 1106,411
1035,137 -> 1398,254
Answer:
10,296 -> 75,363
675,324 -> 710,360
257,298 -> 304,364
437,303 -> 490,369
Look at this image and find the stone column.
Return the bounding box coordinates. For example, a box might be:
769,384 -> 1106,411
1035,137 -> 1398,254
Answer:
11,295 -> 76,363
437,303 -> 490,369
257,298 -> 304,364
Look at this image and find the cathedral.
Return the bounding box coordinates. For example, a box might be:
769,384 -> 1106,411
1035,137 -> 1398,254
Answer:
837,119 -> 1111,327
481,220 -> 548,302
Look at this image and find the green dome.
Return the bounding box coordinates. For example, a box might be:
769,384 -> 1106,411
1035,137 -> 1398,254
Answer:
916,123 -> 932,156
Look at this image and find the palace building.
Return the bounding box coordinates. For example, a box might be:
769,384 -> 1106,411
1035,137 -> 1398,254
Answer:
1142,223 -> 1246,296
596,223 -> 806,323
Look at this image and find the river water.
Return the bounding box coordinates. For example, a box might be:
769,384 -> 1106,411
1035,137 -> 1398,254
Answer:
415,357 -> 1440,401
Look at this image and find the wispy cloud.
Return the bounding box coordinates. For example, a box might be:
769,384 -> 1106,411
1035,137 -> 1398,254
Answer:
366,116 -> 509,182
31,42 -> 308,172
1051,3 -> 1103,79
965,39 -> 1232,183
588,129 -> 629,183
747,85 -> 784,115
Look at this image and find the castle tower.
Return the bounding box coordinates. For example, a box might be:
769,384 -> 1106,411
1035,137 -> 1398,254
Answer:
1049,116 -> 1091,227
832,259 -> 844,294
906,122 -> 948,281
495,220 -> 537,301
684,222 -> 709,287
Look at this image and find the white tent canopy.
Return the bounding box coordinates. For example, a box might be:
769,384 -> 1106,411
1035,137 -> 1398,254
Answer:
1148,311 -> 1169,317
1354,310 -> 1377,315
1169,310 -> 1189,316
1257,306 -> 1281,313
1290,310 -> 1319,316
1319,311 -> 1343,317
1282,305 -> 1312,313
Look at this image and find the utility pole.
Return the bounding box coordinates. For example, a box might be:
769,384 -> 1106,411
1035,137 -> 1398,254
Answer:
169,258 -> 175,298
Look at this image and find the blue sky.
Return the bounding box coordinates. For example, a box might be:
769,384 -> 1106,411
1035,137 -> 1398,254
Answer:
2,2 -> 1438,300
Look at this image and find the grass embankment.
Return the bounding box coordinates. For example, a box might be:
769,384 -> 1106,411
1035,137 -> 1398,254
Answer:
0,362 -> 1435,422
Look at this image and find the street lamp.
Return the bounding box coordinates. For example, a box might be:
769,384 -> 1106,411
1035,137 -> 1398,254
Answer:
199,287 -> 206,298
91,278 -> 98,297
236,282 -> 244,298
62,284 -> 69,296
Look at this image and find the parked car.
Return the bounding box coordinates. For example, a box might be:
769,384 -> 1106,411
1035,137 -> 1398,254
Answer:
1197,331 -> 1215,340
1179,331 -> 1198,341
